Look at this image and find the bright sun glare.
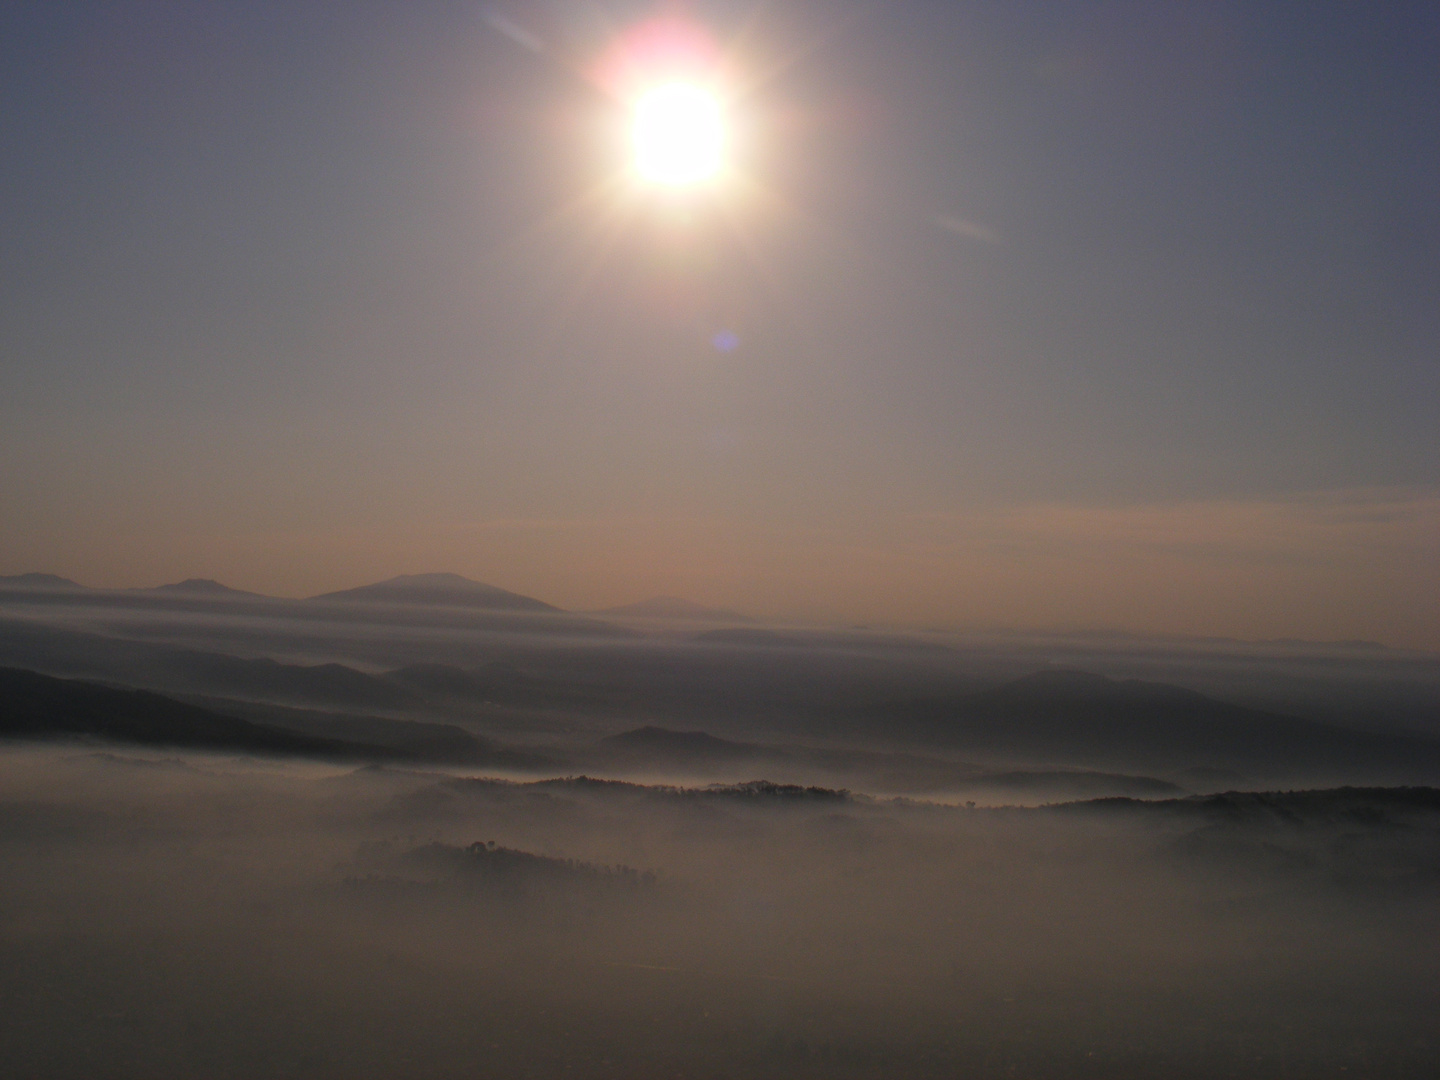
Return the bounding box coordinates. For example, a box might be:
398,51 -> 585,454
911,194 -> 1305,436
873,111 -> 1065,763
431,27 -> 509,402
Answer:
631,82 -> 725,186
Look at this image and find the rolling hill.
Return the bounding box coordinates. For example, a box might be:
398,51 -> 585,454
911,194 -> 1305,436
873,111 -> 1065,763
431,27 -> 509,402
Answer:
145,578 -> 267,598
869,668 -> 1440,780
0,667 -> 393,758
0,573 -> 87,591
310,573 -> 559,612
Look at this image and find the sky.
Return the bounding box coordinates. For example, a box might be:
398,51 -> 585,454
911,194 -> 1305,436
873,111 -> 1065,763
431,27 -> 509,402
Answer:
1,0 -> 1437,648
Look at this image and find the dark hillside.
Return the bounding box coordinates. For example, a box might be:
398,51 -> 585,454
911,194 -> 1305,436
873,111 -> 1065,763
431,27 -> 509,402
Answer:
0,667 -> 394,759
870,669 -> 1440,779
0,620 -> 422,713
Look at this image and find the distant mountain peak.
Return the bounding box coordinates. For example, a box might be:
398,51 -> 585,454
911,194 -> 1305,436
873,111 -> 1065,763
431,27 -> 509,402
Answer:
149,578 -> 264,597
310,573 -> 560,613
596,596 -> 752,622
385,572 -> 477,586
0,572 -> 85,590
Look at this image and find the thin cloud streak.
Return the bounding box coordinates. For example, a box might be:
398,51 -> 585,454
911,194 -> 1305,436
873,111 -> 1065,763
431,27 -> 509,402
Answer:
481,7 -> 546,54
936,215 -> 1003,245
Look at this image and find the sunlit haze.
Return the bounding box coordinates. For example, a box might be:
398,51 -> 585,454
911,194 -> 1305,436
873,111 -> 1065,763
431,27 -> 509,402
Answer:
1,0 -> 1437,651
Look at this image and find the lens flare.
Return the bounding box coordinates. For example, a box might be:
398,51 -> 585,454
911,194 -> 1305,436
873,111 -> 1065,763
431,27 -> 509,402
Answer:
631,83 -> 725,186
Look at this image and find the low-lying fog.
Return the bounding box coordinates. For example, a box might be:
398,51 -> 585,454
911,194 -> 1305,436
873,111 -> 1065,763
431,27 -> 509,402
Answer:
3,581 -> 1438,1074
3,745 -> 1436,1079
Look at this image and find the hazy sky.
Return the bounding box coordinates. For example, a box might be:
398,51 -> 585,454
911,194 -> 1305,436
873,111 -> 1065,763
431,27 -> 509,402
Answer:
2,1 -> 1437,647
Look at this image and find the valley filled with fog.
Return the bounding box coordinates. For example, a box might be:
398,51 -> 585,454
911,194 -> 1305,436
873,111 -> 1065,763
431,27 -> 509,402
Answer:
2,747 -> 1438,1079
2,574 -> 1439,1076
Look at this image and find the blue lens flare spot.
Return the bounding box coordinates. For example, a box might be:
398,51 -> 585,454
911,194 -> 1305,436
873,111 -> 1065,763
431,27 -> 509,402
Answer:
711,330 -> 739,353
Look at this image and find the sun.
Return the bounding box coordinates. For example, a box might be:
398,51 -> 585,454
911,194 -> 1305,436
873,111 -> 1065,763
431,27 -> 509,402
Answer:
631,82 -> 726,186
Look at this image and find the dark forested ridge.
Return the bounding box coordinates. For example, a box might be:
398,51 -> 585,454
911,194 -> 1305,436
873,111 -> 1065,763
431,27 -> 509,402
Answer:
867,668 -> 1440,778
0,667 -> 393,758
0,619 -> 425,712
2,581 -> 1438,794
